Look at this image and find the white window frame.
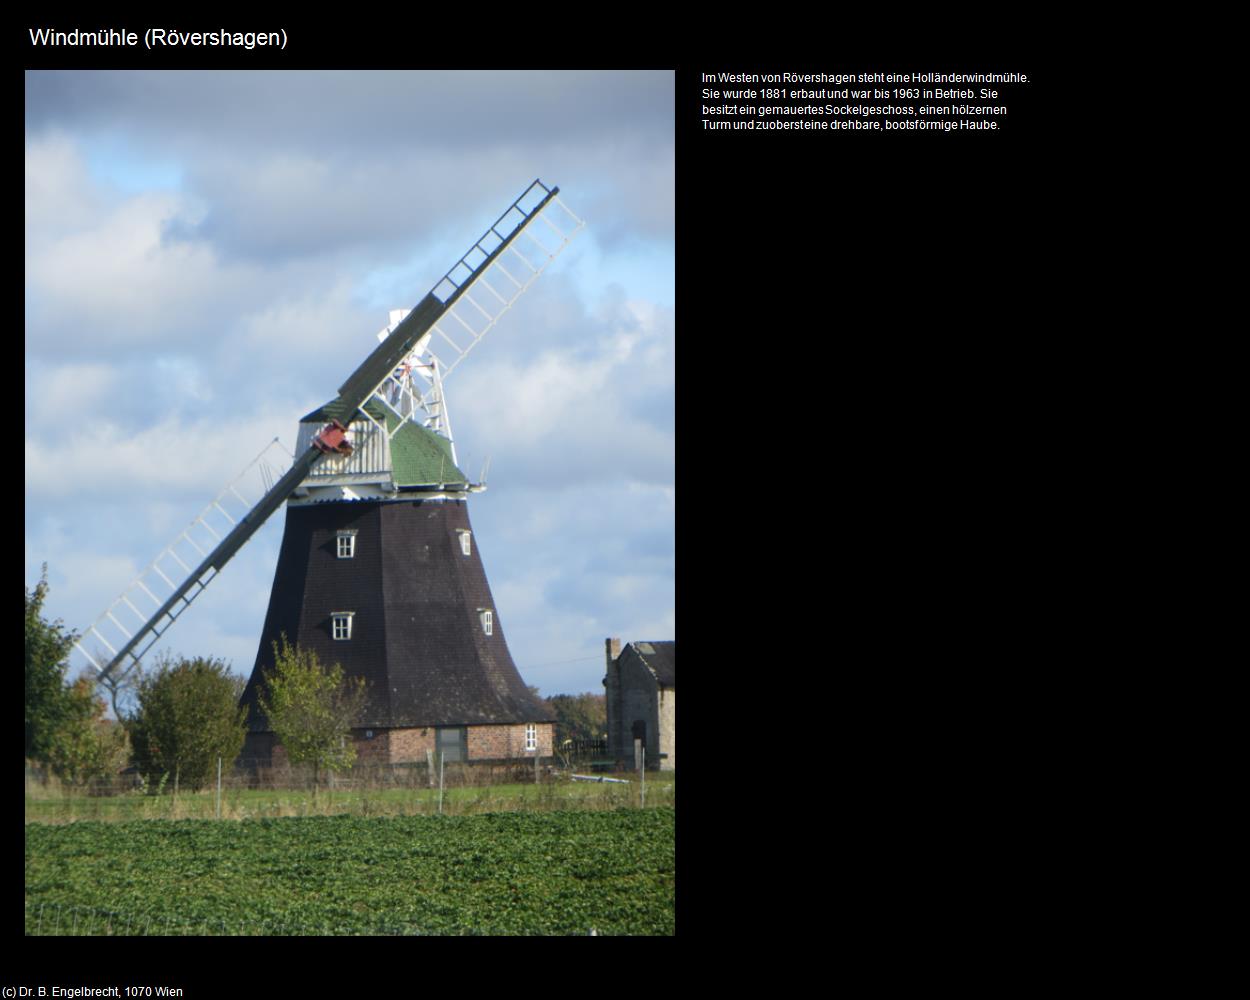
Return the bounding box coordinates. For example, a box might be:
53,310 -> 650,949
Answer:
458,530 -> 472,557
480,609 -> 493,636
525,723 -> 537,752
332,612 -> 355,640
336,531 -> 357,559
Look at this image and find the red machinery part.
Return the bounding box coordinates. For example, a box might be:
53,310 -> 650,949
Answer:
313,420 -> 353,455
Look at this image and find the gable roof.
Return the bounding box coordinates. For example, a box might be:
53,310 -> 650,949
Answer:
626,640 -> 674,687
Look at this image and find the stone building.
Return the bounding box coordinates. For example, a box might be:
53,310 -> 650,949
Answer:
603,638 -> 674,771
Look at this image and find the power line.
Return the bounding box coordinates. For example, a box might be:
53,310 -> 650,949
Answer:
521,655 -> 601,669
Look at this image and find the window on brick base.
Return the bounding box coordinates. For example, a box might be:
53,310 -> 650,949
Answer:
437,726 -> 467,763
336,531 -> 357,559
525,724 -> 537,752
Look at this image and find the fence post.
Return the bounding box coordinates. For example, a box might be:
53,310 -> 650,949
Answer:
216,756 -> 222,819
438,752 -> 445,815
635,738 -> 645,807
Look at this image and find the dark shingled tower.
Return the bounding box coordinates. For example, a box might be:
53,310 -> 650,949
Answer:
239,402 -> 555,766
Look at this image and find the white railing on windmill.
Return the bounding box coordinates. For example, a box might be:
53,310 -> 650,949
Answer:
76,178 -> 583,684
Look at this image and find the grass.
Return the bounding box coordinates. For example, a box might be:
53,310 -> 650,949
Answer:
25,770 -> 675,824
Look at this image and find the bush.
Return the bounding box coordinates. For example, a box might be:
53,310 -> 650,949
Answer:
46,676 -> 130,788
129,654 -> 248,792
25,566 -> 79,763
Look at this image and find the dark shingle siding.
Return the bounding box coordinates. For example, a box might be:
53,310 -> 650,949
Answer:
239,499 -> 552,733
240,503 -> 386,730
378,500 -> 553,726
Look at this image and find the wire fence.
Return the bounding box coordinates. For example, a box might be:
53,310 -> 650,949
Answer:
25,753 -> 675,824
26,745 -> 644,794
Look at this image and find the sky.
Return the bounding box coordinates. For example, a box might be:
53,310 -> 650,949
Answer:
25,70 -> 674,701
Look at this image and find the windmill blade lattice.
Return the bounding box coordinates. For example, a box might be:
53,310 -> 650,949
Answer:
361,182 -> 583,447
74,438 -> 294,677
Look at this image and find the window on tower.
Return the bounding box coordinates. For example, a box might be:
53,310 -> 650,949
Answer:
458,530 -> 472,557
332,612 -> 355,640
480,609 -> 493,636
336,531 -> 357,559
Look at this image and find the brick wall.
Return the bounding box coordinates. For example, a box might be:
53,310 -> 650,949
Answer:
388,726 -> 436,763
254,722 -> 552,768
466,722 -> 553,760
350,728 -> 391,764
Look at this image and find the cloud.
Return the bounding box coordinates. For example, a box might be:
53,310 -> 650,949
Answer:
472,480 -> 675,640
25,71 -> 674,157
24,132 -> 431,421
25,411 -> 295,502
24,141 -> 250,356
25,132 -> 102,236
24,361 -> 120,426
178,149 -> 551,263
451,291 -> 674,490
26,72 -> 675,267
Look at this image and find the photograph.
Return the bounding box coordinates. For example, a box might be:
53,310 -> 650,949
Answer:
25,68 -> 676,939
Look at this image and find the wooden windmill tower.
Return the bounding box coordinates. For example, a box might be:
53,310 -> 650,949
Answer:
77,180 -> 583,766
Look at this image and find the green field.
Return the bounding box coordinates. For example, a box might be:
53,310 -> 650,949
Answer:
25,773 -> 674,824
25,807 -> 675,935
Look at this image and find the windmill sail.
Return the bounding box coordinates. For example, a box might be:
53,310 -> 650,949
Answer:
79,179 -> 582,683
75,438 -> 293,677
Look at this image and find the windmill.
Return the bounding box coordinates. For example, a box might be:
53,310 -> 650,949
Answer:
76,179 -> 583,766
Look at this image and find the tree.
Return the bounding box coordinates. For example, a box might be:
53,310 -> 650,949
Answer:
547,692 -> 607,744
128,654 -> 249,793
26,565 -> 80,763
46,676 -> 130,788
257,636 -> 367,796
